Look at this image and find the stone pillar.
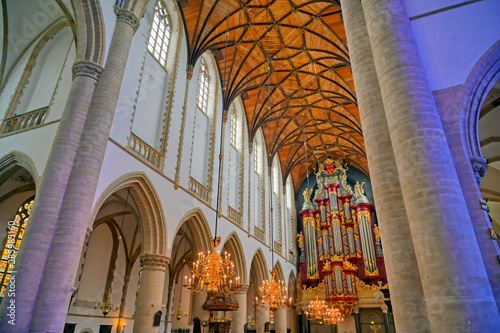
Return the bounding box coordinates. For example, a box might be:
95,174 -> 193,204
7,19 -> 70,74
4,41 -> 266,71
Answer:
339,0 -> 430,331
353,310 -> 361,333
274,308 -> 287,333
256,308 -> 270,333
231,285 -> 249,333
28,8 -> 143,333
0,59 -> 102,332
361,0 -> 500,331
288,306 -> 297,333
134,254 -> 170,333
382,307 -> 391,333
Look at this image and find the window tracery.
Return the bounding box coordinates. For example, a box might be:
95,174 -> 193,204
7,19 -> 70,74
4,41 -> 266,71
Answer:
147,1 -> 171,68
197,60 -> 210,114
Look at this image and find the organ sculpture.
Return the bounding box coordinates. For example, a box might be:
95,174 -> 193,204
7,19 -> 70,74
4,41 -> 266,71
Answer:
297,159 -> 387,320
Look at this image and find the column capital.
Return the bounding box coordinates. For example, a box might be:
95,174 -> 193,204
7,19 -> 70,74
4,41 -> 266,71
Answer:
140,254 -> 170,271
471,157 -> 487,185
115,8 -> 140,33
72,61 -> 104,81
235,284 -> 250,294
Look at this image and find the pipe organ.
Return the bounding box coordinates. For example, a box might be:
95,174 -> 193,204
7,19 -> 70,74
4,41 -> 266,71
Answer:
297,159 -> 387,313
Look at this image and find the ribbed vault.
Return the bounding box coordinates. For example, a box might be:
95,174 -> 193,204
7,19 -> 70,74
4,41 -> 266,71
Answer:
179,0 -> 366,191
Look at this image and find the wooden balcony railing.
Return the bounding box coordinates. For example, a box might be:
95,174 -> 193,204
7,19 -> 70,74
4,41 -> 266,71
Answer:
227,206 -> 242,226
188,177 -> 211,204
1,107 -> 48,135
128,133 -> 164,169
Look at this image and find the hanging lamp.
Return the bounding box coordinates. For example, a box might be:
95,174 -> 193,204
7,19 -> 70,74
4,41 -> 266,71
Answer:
255,4 -> 292,316
184,0 -> 240,298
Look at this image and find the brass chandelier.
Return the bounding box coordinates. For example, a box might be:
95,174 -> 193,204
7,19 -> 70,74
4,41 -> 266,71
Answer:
185,237 -> 240,297
184,0 -> 240,298
324,306 -> 344,325
254,5 -> 293,316
305,294 -> 327,321
255,268 -> 292,313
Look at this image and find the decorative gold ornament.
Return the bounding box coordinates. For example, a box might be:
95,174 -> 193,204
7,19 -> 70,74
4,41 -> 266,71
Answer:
184,237 -> 240,297
324,306 -> 344,325
305,294 -> 327,321
256,269 -> 292,313
95,288 -> 118,316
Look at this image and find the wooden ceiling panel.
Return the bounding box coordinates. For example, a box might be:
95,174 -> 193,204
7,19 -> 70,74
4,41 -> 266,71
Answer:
178,0 -> 367,192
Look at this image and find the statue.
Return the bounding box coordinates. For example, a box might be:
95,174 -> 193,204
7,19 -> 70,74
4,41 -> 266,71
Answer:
340,173 -> 353,195
314,169 -> 326,198
373,226 -> 381,244
296,232 -> 304,250
354,181 -> 365,196
333,158 -> 348,175
303,187 -> 313,202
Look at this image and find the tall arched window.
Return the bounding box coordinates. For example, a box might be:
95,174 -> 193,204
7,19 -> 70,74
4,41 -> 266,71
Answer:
230,111 -> 237,148
148,1 -> 171,68
285,176 -> 296,260
272,158 -> 282,248
0,197 -> 34,297
190,55 -> 217,189
197,60 -> 210,114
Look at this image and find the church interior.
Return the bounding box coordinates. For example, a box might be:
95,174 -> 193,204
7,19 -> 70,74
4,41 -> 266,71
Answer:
0,0 -> 499,332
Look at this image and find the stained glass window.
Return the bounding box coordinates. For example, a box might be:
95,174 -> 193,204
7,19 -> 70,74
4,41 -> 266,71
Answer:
0,197 -> 34,297
197,60 -> 209,114
147,1 -> 171,68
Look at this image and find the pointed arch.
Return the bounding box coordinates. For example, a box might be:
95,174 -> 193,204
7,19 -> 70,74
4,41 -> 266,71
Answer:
273,260 -> 285,282
91,172 -> 166,255
249,248 -> 269,285
462,40 -> 500,160
70,0 -> 105,64
221,232 -> 248,284
171,207 -> 212,255
0,151 -> 39,186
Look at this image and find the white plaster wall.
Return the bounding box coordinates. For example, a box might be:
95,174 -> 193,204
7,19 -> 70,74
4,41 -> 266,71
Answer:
46,40 -> 75,122
0,122 -> 58,176
190,109 -> 210,185
16,28 -> 73,114
0,45 -> 33,119
75,224 -> 113,310
408,0 -> 500,90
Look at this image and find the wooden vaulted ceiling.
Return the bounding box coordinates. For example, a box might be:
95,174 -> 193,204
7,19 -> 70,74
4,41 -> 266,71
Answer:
178,0 -> 367,191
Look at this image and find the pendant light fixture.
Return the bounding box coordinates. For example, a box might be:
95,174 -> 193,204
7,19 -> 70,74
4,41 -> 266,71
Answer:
184,0 -> 240,298
255,3 -> 292,316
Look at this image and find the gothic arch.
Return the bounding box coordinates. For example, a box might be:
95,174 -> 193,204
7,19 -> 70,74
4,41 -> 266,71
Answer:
70,0 -> 105,65
461,40 -> 500,160
273,260 -> 285,282
249,248 -> 269,284
91,172 -> 166,255
171,207 -> 212,254
221,232 -> 248,284
0,151 -> 39,185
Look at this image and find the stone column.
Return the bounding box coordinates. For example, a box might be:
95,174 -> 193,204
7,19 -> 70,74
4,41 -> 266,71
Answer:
353,310 -> 361,333
231,285 -> 249,333
134,254 -> 170,333
361,0 -> 500,331
274,308 -> 287,333
288,306 -> 297,333
28,8 -> 143,333
256,308 -> 270,333
382,307 -> 391,333
0,60 -> 102,332
339,1 -> 430,331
